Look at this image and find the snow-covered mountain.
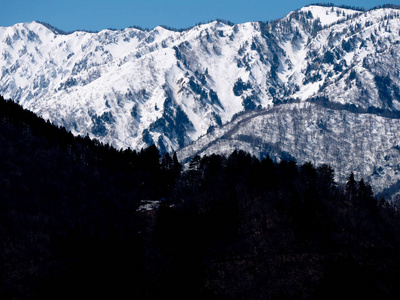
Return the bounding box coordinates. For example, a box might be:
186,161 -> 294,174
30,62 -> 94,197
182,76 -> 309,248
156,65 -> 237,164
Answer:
176,101 -> 400,196
0,4 -> 398,151
1,4 -> 400,194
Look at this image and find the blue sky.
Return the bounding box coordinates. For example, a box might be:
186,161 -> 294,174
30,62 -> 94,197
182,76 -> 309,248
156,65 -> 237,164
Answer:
0,0 -> 397,31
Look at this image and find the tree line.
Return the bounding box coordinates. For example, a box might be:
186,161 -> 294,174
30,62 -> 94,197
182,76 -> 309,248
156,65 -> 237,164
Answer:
1,94 -> 400,299
153,151 -> 400,299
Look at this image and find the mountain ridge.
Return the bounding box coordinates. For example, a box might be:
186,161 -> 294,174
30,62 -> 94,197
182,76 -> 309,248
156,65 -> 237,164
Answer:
2,4 -> 400,196
177,100 -> 400,196
29,3 -> 400,34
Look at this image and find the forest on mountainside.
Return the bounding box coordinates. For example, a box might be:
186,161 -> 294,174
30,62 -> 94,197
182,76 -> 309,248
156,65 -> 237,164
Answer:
1,95 -> 400,299
0,95 -> 180,299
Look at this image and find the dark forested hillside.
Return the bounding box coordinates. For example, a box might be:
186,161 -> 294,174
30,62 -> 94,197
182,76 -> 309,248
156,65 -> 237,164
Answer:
0,95 -> 179,299
1,95 -> 400,299
156,152 -> 400,299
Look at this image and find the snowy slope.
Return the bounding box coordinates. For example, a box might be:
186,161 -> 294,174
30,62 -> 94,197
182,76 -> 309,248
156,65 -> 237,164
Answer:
3,5 -> 400,153
0,19 -> 273,151
2,4 -> 400,196
177,101 -> 400,196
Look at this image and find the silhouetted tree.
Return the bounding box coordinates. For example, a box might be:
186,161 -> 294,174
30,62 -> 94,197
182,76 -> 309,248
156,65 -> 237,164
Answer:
346,172 -> 358,202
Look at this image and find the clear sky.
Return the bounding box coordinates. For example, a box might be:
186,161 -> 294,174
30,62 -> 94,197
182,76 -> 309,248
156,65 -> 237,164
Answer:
0,0 -> 397,32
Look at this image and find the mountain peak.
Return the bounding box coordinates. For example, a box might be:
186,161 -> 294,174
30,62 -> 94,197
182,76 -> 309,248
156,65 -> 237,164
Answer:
2,5 -> 400,196
297,5 -> 360,26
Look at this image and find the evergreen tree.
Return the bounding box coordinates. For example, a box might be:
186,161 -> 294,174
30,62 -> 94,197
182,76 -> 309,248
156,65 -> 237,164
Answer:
345,172 -> 358,202
172,152 -> 182,177
358,178 -> 377,210
317,164 -> 336,190
161,152 -> 173,171
188,155 -> 201,171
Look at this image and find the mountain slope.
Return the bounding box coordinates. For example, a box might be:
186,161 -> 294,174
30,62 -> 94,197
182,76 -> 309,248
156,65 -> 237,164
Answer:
0,94 -> 168,299
3,96 -> 400,300
177,100 -> 400,196
1,5 -> 400,153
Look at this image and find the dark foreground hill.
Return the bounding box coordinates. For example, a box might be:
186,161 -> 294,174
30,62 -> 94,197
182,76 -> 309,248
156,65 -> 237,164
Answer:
0,95 -> 179,299
1,95 -> 400,299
